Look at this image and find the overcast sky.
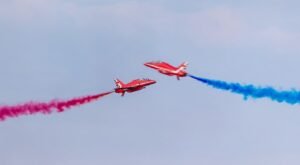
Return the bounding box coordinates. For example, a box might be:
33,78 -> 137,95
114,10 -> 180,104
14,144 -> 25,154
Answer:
1,0 -> 300,165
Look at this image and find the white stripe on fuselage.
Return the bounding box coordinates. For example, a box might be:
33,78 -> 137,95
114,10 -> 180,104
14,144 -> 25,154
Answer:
147,64 -> 179,74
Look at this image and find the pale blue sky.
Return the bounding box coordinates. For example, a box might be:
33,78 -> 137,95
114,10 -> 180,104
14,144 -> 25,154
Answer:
1,0 -> 300,165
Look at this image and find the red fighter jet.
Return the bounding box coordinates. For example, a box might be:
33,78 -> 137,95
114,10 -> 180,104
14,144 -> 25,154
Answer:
144,61 -> 188,80
114,78 -> 156,96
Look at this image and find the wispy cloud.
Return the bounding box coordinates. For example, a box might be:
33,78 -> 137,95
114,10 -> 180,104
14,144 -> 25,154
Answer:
1,0 -> 300,49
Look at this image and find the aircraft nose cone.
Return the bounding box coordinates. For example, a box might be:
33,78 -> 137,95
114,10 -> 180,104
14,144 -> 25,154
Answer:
144,62 -> 150,67
144,62 -> 157,70
144,62 -> 155,67
148,79 -> 156,84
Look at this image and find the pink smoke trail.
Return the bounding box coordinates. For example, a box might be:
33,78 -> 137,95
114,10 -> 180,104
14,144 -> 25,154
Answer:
0,91 -> 112,121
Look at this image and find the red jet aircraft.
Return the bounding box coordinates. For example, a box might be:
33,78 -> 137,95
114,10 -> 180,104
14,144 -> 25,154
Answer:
114,78 -> 156,96
144,61 -> 188,80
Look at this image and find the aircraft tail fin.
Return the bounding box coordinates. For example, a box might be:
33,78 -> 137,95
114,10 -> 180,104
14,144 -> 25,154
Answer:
114,79 -> 125,88
178,62 -> 188,70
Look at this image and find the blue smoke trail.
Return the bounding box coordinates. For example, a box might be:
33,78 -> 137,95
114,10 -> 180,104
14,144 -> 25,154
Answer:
189,74 -> 300,104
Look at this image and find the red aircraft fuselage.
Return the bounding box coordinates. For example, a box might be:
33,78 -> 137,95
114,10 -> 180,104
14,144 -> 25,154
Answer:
144,61 -> 188,80
114,78 -> 156,96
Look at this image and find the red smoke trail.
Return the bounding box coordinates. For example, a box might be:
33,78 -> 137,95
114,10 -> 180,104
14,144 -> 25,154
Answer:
0,91 -> 112,121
